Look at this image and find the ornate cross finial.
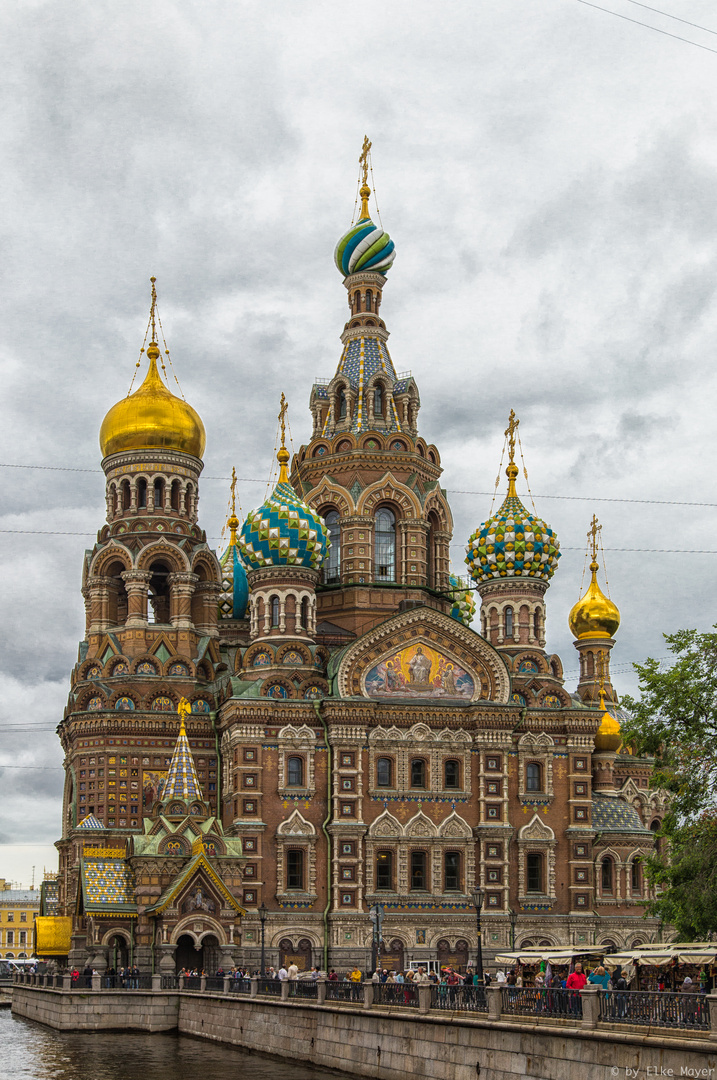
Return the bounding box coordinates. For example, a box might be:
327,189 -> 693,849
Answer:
596,650 -> 607,708
359,135 -> 372,185
278,392 -> 288,449
150,276 -> 157,342
588,513 -> 601,564
230,466 -> 237,516
505,409 -> 519,465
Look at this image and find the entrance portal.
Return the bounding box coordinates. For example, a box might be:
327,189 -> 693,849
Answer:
108,935 -> 130,971
380,939 -> 405,974
279,937 -> 313,972
437,938 -> 469,972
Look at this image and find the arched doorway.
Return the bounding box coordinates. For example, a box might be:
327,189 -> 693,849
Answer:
107,934 -> 130,972
175,933 -> 221,974
381,938 -> 404,974
279,937 -> 313,972
437,938 -> 469,972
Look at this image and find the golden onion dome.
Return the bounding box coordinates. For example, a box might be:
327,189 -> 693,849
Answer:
99,343 -> 206,460
568,561 -> 620,640
594,704 -> 622,752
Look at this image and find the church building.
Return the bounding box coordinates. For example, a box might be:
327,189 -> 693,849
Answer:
49,144 -> 666,976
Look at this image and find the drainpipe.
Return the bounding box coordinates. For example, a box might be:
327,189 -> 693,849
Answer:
210,710 -> 222,814
312,699 -> 332,972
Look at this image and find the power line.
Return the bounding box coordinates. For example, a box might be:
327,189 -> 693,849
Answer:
575,0 -> 717,55
624,0 -> 717,37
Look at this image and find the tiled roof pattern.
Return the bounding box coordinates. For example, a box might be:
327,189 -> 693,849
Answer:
81,857 -> 136,912
591,794 -> 651,833
163,723 -> 202,801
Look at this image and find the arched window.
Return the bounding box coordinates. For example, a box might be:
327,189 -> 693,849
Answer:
534,610 -> 540,639
366,288 -> 373,312
148,561 -> 171,624
526,853 -> 543,893
410,759 -> 426,788
286,849 -> 304,890
374,385 -> 383,417
444,851 -> 460,891
631,858 -> 641,894
153,479 -> 164,509
444,760 -> 460,789
137,477 -> 147,509
271,596 -> 280,627
184,484 -> 193,516
410,851 -> 427,890
171,480 -> 180,511
287,756 -> 304,787
504,606 -> 514,638
374,508 -> 396,581
376,851 -> 393,890
324,510 -> 341,583
601,857 -> 613,893
376,757 -> 393,787
526,763 -> 542,792
339,389 -> 347,420
121,480 -> 131,511
301,596 -> 310,630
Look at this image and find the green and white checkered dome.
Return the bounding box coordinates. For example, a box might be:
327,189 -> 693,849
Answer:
238,480 -> 328,571
465,493 -> 560,584
448,575 -> 476,626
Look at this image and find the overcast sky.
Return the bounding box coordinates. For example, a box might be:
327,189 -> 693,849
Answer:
1,0 -> 716,887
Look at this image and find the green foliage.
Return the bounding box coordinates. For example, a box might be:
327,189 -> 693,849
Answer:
621,627 -> 717,939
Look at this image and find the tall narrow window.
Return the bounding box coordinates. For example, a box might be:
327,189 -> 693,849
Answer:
526,853 -> 543,893
410,759 -> 426,788
601,858 -> 613,893
631,858 -> 641,894
286,849 -> 304,890
121,480 -> 131,511
376,757 -> 392,787
137,478 -> 147,509
504,606 -> 514,638
374,385 -> 383,417
324,510 -> 341,583
374,508 -> 396,581
533,610 -> 540,639
526,763 -> 542,792
444,760 -> 460,789
444,851 -> 460,891
153,479 -> 163,508
287,756 -> 304,787
301,596 -> 310,631
366,288 -> 373,312
171,480 -> 180,511
410,851 -> 427,890
376,851 -> 393,890
339,390 -> 347,419
271,596 -> 280,627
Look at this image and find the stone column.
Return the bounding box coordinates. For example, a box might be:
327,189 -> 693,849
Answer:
418,983 -> 431,1014
86,577 -> 109,634
152,974 -> 161,991
223,975 -> 231,994
194,581 -> 221,637
281,979 -> 290,1001
122,570 -> 151,627
250,975 -> 259,998
317,978 -> 327,1005
200,974 -> 207,992
167,572 -> 198,629
91,973 -> 101,992
580,985 -> 599,1029
707,991 -> 717,1039
362,981 -> 374,1009
486,984 -> 502,1020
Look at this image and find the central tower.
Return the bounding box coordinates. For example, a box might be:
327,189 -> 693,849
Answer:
291,138 -> 454,639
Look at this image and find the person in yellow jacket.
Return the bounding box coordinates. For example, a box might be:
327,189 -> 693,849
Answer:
349,965 -> 362,1001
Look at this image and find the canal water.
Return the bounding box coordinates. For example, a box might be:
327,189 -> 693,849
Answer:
1,1009 -> 352,1080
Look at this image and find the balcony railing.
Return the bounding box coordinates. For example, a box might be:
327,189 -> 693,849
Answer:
373,982 -> 418,1008
431,984 -> 487,1012
326,980 -> 364,1004
501,987 -> 582,1019
598,990 -> 709,1031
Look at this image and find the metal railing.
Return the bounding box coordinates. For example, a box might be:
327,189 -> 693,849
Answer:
288,980 -> 318,999
257,977 -> 283,996
431,984 -> 488,1012
326,981 -> 364,1004
501,987 -> 583,1019
184,976 -> 202,991
159,975 -> 177,990
599,990 -> 710,1031
204,976 -> 225,992
228,978 -> 251,995
373,982 -> 418,1008
102,974 -> 153,990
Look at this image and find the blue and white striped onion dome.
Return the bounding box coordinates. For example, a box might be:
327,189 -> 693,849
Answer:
238,481 -> 328,571
334,215 -> 396,277
448,574 -> 476,626
465,494 -> 560,584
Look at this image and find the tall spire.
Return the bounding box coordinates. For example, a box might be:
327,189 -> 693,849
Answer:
162,698 -> 203,802
277,393 -> 290,483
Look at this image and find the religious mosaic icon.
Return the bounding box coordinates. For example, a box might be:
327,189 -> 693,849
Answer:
364,643 -> 474,700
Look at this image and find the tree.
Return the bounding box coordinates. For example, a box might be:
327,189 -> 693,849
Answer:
621,626 -> 717,940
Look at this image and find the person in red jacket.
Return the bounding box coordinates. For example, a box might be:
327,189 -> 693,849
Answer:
566,963 -> 587,1015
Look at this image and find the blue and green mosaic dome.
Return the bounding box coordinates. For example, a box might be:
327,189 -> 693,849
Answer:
238,481 -> 328,571
465,493 -> 561,584
334,216 -> 396,277
448,574 -> 476,626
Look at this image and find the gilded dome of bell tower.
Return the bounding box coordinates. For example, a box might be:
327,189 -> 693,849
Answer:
99,279 -> 206,460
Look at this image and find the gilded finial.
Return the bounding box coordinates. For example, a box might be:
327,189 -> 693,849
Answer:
228,466 -> 239,545
277,393 -> 290,483
504,409 -> 519,497
177,696 -> 191,730
588,513 -> 601,572
149,277 -> 158,346
358,135 -> 372,220
597,651 -> 607,709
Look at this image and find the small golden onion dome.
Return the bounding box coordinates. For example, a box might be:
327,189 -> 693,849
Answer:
568,561 -> 620,639
594,706 -> 622,752
99,344 -> 206,459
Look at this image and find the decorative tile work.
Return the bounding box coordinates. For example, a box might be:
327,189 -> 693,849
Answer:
238,481 -> 327,570
76,813 -> 104,830
448,574 -> 476,626
591,793 -> 650,833
466,494 -> 561,583
162,723 -> 202,801
81,857 -> 136,912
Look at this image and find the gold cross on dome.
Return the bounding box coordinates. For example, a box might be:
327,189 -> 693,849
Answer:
359,135 -> 372,185
588,513 -> 601,562
504,409 -> 519,465
278,392 -> 288,448
230,466 -> 237,516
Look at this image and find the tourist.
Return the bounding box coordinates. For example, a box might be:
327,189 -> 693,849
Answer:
287,962 -> 299,981
349,965 -> 362,1001
328,969 -> 338,982
588,965 -> 610,990
278,964 -> 288,981
566,962 -> 587,1016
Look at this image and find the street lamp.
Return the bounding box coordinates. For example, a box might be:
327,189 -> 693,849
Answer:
471,886 -> 484,985
258,902 -> 268,977
369,903 -> 384,974
509,908 -> 516,951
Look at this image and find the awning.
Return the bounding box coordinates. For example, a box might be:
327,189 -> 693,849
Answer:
34,916 -> 72,956
494,947 -> 608,965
